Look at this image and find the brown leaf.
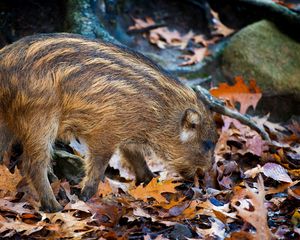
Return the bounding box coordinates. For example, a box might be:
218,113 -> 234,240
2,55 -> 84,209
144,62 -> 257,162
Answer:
44,212 -> 97,238
226,231 -> 256,240
0,199 -> 36,216
192,34 -> 207,46
128,17 -> 156,31
211,10 -> 235,37
0,164 -> 22,195
150,28 -> 194,49
231,175 -> 273,239
0,216 -> 45,237
179,48 -> 207,66
97,178 -> 113,197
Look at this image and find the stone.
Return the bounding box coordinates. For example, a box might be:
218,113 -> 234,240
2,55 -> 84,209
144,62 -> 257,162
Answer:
221,20 -> 300,120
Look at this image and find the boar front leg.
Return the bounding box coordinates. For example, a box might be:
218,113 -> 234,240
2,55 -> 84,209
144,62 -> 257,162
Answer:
120,142 -> 155,185
80,142 -> 113,201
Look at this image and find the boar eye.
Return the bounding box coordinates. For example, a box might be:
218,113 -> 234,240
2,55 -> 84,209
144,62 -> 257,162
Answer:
202,140 -> 215,152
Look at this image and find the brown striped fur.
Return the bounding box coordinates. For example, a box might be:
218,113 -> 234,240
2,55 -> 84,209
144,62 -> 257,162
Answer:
0,33 -> 217,212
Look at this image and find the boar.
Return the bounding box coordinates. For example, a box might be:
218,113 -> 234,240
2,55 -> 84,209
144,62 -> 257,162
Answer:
0,33 -> 217,212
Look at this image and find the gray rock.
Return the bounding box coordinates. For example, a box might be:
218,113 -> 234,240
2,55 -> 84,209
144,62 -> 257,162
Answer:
221,20 -> 300,120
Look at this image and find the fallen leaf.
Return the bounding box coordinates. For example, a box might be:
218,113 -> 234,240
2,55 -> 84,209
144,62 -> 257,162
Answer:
179,48 -> 207,66
231,175 -> 273,239
150,27 -> 194,49
129,177 -> 180,203
211,10 -> 235,37
262,163 -> 292,183
97,178 -> 113,197
0,199 -> 36,216
192,34 -> 207,46
0,164 -> 22,195
196,217 -> 226,239
128,17 -> 156,31
210,76 -> 262,114
226,231 -> 256,240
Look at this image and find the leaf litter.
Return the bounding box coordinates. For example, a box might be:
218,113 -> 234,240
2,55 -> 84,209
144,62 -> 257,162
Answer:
0,78 -> 300,239
128,11 -> 235,66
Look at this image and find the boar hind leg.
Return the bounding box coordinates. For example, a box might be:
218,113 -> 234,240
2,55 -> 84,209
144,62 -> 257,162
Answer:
80,144 -> 112,201
120,142 -> 154,185
19,119 -> 62,213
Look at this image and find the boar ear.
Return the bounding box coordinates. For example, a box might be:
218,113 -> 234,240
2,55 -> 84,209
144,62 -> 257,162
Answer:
180,108 -> 201,142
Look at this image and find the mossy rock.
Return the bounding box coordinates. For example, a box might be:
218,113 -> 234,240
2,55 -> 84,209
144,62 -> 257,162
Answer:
222,20 -> 300,99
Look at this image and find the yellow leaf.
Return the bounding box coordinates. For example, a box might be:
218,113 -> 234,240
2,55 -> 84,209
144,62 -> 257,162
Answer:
129,177 -> 180,203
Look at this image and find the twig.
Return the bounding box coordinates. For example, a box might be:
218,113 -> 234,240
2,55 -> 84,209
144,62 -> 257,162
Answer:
127,24 -> 166,34
181,76 -> 212,87
193,85 -> 271,142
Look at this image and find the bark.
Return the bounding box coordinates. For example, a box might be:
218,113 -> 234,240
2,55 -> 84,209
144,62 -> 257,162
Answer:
229,0 -> 300,40
194,86 -> 271,141
65,0 -> 119,44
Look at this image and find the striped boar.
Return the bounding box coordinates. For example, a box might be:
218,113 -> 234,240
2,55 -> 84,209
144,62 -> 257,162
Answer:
0,33 -> 217,212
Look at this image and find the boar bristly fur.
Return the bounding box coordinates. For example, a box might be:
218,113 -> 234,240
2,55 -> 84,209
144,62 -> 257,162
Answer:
0,33 -> 217,212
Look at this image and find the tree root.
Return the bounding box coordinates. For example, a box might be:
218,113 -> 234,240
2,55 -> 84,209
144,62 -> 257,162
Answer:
194,85 -> 271,141
229,0 -> 300,40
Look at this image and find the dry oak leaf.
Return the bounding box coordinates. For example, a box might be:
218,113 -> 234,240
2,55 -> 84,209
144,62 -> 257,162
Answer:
253,114 -> 286,135
231,175 -> 273,240
128,17 -> 155,31
225,231 -> 256,240
179,48 -> 207,66
196,217 -> 226,239
245,163 -> 292,183
43,212 -> 98,238
0,199 -> 37,216
97,178 -> 113,197
192,34 -> 207,46
211,10 -> 235,37
0,215 -> 45,238
129,177 -> 180,203
266,180 -> 299,195
150,28 -> 194,49
179,199 -> 236,220
210,76 -> 262,114
0,164 -> 22,194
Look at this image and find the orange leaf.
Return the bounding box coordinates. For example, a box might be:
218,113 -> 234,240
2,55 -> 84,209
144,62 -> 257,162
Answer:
97,178 -> 113,197
129,177 -> 180,203
210,76 -> 262,114
0,164 -> 22,195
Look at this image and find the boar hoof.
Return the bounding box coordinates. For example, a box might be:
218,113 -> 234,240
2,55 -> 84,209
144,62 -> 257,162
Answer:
80,185 -> 97,201
41,200 -> 63,213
